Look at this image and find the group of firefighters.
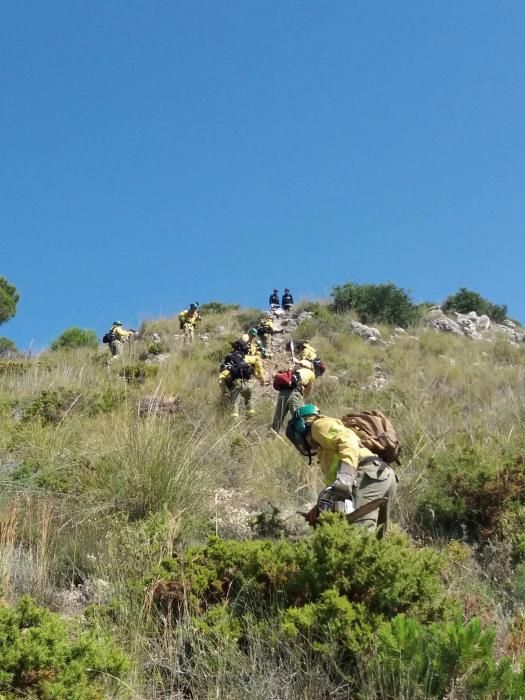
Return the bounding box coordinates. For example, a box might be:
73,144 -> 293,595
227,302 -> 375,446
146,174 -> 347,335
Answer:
105,287 -> 397,537
215,301 -> 397,536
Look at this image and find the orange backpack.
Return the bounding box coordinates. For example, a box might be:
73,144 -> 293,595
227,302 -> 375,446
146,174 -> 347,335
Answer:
341,410 -> 401,465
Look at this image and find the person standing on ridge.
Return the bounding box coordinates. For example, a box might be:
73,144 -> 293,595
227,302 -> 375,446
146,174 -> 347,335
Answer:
281,288 -> 294,311
269,289 -> 280,309
104,321 -> 135,360
286,405 -> 397,537
178,303 -> 201,344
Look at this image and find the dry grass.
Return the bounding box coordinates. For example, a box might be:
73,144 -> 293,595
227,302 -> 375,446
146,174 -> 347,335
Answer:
2,305 -> 525,696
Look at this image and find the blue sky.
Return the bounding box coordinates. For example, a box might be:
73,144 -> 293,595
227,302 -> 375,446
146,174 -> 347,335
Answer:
1,1 -> 524,350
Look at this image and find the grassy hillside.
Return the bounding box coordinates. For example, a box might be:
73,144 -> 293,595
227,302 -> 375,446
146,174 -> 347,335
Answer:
2,301 -> 525,698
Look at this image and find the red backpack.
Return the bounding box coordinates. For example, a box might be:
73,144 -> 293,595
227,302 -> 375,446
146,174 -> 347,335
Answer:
273,370 -> 300,390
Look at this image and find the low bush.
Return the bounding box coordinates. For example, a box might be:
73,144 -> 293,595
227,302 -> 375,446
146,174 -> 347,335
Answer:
145,340 -> 170,355
332,281 -> 422,327
200,301 -> 241,314
22,386 -> 128,424
118,362 -> 159,383
0,359 -> 33,375
22,388 -> 81,424
0,336 -> 18,358
151,518 -> 444,616
294,303 -> 343,339
443,287 -> 508,324
50,327 -> 99,351
415,440 -> 525,544
142,519 -> 525,696
0,596 -> 128,699
365,614 -> 525,698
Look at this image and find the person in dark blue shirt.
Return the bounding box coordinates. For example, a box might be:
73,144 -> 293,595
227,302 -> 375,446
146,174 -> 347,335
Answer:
281,288 -> 294,311
269,289 -> 280,308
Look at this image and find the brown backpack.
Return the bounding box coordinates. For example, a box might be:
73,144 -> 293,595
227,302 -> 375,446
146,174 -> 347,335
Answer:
341,410 -> 401,465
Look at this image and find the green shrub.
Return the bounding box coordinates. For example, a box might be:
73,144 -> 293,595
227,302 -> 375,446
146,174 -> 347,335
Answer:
118,362 -> 159,383
416,440 -> 525,542
149,517 -> 446,632
0,596 -> 128,699
236,308 -> 265,330
22,388 -> 81,424
332,281 -> 422,327
50,326 -> 99,351
145,340 -> 170,355
87,385 -> 128,415
294,304 -> 343,338
0,276 -> 19,326
367,613 -> 525,699
0,336 -> 18,358
0,359 -> 33,375
145,520 -> 525,695
200,301 -> 241,314
22,385 -> 127,425
443,287 -> 508,324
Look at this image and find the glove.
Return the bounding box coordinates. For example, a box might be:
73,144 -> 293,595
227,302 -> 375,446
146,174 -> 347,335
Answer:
330,462 -> 357,499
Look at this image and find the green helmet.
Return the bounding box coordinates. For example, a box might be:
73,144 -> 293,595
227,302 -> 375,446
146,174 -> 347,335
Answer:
291,404 -> 320,436
113,320 -> 123,326
249,327 -> 258,336
297,404 -> 320,418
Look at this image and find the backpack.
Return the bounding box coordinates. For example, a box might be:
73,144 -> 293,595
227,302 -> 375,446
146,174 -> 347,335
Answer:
273,369 -> 300,391
258,320 -> 273,334
221,352 -> 254,383
313,358 -> 326,376
102,329 -> 116,344
231,339 -> 250,355
341,410 -> 401,465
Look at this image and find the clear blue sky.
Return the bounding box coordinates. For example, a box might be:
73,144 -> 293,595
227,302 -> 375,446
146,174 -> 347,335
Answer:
2,1 -> 524,350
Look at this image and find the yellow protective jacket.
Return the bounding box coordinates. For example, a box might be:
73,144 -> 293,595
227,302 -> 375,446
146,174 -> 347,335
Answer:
308,415 -> 375,483
249,338 -> 264,356
112,325 -> 133,341
295,365 -> 315,399
179,310 -> 201,327
259,318 -> 274,334
299,342 -> 317,362
246,353 -> 264,383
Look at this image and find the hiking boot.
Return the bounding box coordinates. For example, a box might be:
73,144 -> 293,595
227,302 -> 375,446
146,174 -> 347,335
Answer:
230,411 -> 239,418
247,409 -> 255,416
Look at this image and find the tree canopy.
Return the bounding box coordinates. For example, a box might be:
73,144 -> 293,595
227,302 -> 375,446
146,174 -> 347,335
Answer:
0,277 -> 19,326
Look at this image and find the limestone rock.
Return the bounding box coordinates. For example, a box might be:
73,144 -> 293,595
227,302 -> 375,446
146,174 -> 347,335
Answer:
424,317 -> 462,335
350,320 -> 381,343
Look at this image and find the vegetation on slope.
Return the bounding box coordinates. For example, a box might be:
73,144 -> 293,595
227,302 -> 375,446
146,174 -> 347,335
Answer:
1,286 -> 525,697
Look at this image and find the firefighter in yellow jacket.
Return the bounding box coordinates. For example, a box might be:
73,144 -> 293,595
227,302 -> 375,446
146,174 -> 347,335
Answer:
288,405 -> 397,536
297,340 -> 317,362
272,359 -> 316,432
257,313 -> 276,357
246,328 -> 267,358
219,340 -> 265,418
178,303 -> 201,343
107,321 -> 134,359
